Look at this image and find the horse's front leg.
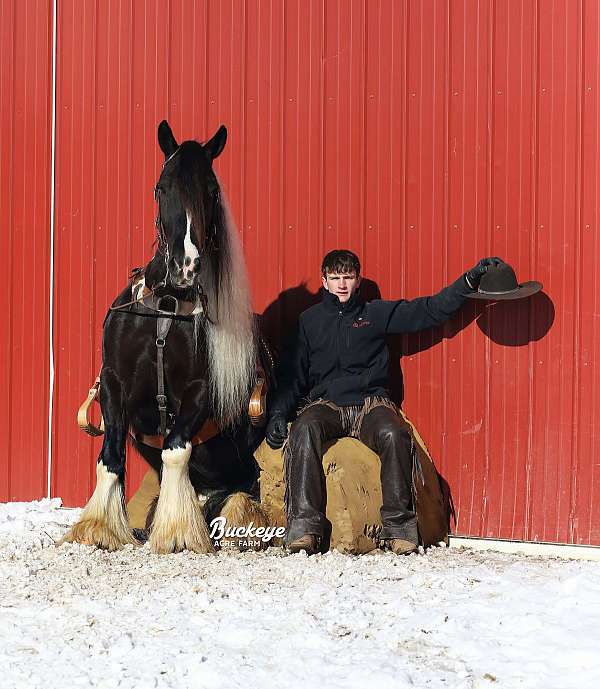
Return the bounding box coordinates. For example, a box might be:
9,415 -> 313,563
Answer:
149,379 -> 215,554
61,368 -> 136,550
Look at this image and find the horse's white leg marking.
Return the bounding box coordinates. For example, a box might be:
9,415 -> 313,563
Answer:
149,442 -> 214,554
60,462 -> 136,550
183,211 -> 200,281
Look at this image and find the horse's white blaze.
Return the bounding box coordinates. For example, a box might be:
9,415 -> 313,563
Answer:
149,443 -> 214,553
184,211 -> 199,279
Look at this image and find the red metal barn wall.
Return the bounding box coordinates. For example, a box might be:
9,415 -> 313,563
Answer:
2,1 -> 600,546
0,0 -> 53,501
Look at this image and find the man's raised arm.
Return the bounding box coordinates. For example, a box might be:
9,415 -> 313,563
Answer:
376,257 -> 503,334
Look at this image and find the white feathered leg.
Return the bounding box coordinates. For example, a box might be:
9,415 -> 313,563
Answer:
149,442 -> 214,554
60,462 -> 136,550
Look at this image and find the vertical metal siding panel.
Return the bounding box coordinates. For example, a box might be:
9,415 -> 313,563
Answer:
529,0 -> 579,543
401,0 -> 448,522
504,0 -> 537,540
386,1 -> 408,303
363,0 -> 404,300
205,0 -> 246,226
443,0 -> 491,538
577,0 -> 600,544
0,0 -> 52,501
0,0 -> 16,500
323,0 -> 366,256
279,0 -> 324,313
52,0 -> 100,504
18,2 -> 52,498
243,1 -> 284,327
483,0 -> 538,540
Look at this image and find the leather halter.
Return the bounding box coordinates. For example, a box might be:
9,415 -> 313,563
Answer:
109,274 -> 204,318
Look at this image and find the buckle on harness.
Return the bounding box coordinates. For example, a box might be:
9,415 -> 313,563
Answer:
156,394 -> 168,410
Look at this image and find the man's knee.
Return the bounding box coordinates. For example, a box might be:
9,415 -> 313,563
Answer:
376,421 -> 412,454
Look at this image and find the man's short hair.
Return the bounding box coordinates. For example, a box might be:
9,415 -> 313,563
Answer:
321,249 -> 361,277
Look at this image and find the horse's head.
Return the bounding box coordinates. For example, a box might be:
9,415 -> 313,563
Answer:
154,120 -> 227,290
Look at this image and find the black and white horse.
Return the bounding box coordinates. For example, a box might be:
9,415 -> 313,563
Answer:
63,121 -> 268,553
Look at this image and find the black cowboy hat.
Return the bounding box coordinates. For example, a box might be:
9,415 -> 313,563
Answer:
466,262 -> 542,300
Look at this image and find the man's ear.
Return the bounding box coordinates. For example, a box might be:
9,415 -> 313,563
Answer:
158,120 -> 178,158
204,125 -> 227,160
321,275 -> 329,291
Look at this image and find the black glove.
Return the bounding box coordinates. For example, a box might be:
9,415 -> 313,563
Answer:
265,414 -> 288,450
465,257 -> 504,289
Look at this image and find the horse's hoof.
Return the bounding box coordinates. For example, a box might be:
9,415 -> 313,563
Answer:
59,518 -> 138,551
132,527 -> 149,544
148,526 -> 215,555
217,492 -> 273,552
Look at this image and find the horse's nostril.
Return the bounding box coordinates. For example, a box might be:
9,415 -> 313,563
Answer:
193,257 -> 200,269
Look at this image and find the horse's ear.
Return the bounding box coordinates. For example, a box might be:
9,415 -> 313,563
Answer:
204,125 -> 227,160
158,120 -> 178,158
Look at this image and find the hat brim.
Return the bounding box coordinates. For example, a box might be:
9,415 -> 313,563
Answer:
466,280 -> 543,301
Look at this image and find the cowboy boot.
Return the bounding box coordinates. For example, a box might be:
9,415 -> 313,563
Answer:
382,538 -> 418,555
288,534 -> 319,555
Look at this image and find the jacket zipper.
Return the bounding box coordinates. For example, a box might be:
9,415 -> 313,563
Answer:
336,310 -> 343,376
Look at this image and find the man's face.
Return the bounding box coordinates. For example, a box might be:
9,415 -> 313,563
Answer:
322,271 -> 361,303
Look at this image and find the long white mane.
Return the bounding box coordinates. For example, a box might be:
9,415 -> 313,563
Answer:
196,186 -> 256,426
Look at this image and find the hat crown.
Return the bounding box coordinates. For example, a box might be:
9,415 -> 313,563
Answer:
479,263 -> 520,294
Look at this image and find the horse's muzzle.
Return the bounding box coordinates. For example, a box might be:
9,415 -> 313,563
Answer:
169,256 -> 200,288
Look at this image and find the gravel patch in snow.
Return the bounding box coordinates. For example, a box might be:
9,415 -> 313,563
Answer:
0,500 -> 598,689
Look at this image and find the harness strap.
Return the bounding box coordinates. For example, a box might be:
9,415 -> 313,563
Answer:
109,275 -> 203,318
156,296 -> 177,436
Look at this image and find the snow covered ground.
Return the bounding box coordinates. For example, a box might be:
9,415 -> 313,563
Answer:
0,500 -> 598,689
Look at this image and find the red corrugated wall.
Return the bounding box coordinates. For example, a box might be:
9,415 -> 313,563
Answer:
3,1 -> 600,545
0,0 -> 52,501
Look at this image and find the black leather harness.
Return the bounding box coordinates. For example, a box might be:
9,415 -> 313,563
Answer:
109,279 -> 202,437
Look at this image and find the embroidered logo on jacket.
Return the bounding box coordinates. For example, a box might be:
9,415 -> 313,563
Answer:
352,319 -> 371,328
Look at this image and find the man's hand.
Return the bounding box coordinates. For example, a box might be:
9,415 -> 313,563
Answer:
265,414 -> 288,450
465,257 -> 505,289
